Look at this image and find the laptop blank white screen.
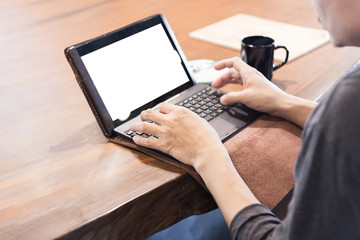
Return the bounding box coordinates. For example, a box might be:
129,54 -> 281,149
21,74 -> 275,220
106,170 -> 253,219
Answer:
81,24 -> 189,121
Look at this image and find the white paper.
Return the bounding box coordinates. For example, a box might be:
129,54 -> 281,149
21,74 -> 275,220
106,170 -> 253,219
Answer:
189,14 -> 330,62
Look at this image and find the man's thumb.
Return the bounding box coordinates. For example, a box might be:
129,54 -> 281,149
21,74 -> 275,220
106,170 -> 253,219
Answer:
220,91 -> 245,105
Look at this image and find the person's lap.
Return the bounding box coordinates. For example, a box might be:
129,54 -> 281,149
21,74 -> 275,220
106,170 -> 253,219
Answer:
146,208 -> 231,240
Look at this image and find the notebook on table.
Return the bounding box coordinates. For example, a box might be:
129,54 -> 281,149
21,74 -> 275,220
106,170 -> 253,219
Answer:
64,14 -> 261,185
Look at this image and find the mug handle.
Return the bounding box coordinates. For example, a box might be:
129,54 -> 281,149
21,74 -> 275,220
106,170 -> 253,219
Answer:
273,45 -> 289,71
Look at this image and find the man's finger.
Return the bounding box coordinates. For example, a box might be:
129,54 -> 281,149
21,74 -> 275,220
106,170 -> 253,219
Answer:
220,91 -> 246,105
132,134 -> 159,149
214,57 -> 236,70
159,102 -> 179,114
131,121 -> 161,137
212,71 -> 232,88
214,57 -> 249,73
140,108 -> 165,124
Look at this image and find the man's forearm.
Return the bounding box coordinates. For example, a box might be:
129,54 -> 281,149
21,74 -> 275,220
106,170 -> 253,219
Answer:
195,155 -> 259,227
272,94 -> 318,128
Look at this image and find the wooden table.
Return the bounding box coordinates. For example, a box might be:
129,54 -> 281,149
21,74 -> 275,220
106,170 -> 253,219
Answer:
1,0 -> 359,239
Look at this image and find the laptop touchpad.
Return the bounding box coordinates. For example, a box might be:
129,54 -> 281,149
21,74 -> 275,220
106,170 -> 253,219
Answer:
211,112 -> 246,140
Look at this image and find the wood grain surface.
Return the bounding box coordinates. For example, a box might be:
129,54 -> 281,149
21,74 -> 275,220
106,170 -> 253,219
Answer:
1,0 -> 359,239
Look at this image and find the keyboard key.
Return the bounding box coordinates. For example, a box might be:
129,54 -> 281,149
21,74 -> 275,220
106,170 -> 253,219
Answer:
199,112 -> 207,118
176,87 -> 229,123
204,115 -> 213,121
195,108 -> 203,114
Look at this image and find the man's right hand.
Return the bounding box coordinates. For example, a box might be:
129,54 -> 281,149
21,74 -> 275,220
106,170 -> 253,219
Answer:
212,57 -> 318,128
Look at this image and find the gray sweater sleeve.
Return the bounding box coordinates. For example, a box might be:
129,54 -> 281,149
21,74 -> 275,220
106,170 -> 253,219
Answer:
230,204 -> 281,240
230,63 -> 360,240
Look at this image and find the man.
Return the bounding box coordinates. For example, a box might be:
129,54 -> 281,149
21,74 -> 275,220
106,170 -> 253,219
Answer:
131,0 -> 360,239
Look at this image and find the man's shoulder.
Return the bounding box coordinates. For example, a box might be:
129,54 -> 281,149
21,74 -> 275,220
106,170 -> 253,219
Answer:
305,63 -> 360,153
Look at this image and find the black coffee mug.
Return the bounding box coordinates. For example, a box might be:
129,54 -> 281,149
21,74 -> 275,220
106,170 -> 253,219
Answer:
241,36 -> 289,80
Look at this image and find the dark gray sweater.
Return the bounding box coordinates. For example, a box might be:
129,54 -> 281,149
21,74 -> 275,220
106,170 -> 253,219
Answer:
230,61 -> 360,240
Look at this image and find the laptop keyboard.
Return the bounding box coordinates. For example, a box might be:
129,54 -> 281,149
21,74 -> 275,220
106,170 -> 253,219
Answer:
177,86 -> 229,121
125,86 -> 228,138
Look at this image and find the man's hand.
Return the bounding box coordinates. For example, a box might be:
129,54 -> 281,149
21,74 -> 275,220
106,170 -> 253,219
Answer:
212,57 -> 288,116
130,102 -> 229,170
213,57 -> 318,128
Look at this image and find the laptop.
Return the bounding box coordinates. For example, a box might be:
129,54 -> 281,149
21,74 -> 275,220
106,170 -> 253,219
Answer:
64,14 -> 261,143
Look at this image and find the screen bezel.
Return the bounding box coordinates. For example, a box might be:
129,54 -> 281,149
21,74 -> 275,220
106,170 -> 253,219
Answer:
70,14 -> 195,130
